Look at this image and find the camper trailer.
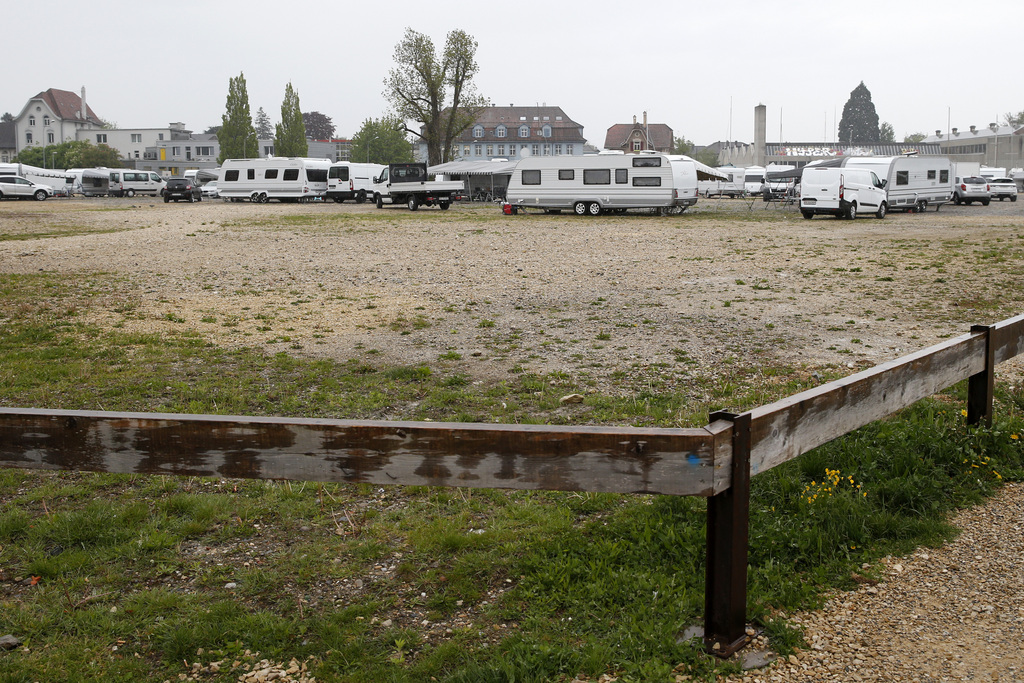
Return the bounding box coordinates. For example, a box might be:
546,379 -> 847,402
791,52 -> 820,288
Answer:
841,156 -> 954,213
217,158 -> 331,203
743,166 -> 766,196
663,155 -> 700,211
505,153 -> 677,215
326,162 -> 385,203
699,167 -> 746,198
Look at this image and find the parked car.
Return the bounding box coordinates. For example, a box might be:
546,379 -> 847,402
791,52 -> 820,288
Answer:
989,177 -> 1017,202
162,178 -> 202,203
0,175 -> 52,201
952,176 -> 990,205
201,181 -> 219,198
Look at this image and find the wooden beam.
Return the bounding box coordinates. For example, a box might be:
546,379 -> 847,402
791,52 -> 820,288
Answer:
0,408 -> 726,497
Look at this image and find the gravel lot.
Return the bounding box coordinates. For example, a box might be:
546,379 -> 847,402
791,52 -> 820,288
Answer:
2,194 -> 1024,680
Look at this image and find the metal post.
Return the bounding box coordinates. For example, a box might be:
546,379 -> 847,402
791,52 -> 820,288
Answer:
704,410 -> 752,656
967,324 -> 995,427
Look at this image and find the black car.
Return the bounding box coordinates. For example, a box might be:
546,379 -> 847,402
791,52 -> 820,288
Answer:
163,178 -> 202,203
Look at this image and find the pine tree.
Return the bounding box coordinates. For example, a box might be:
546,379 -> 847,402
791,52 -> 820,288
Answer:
837,82 -> 880,144
254,107 -> 274,139
218,73 -> 258,163
274,82 -> 308,158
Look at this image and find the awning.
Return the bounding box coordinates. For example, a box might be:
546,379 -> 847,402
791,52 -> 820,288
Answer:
82,168 -> 111,180
666,155 -> 728,181
428,160 -> 518,176
196,169 -> 219,182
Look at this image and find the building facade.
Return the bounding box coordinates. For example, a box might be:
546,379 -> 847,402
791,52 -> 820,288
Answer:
13,88 -> 103,154
923,124 -> 1023,173
603,112 -> 673,153
419,105 -> 587,162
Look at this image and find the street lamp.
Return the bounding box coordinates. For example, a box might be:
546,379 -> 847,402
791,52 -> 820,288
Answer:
367,134 -> 376,163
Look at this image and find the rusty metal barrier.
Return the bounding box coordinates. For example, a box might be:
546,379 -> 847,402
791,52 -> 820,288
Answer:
2,312 -> 1023,656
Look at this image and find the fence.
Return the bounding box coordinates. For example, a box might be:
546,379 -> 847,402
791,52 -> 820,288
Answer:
2,312 -> 1023,656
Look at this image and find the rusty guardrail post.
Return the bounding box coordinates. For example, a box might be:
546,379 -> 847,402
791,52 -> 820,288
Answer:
704,410 -> 751,656
968,324 -> 995,427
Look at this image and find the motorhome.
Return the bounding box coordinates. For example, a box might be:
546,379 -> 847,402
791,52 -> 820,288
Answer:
217,158 -> 331,202
840,156 -> 954,213
505,153 -> 678,215
326,162 -> 385,203
699,167 -> 746,198
0,163 -> 75,194
800,166 -> 887,219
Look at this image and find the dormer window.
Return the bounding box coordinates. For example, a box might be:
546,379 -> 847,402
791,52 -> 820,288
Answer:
519,125 -> 530,138
542,124 -> 552,138
473,125 -> 484,138
496,125 -> 507,138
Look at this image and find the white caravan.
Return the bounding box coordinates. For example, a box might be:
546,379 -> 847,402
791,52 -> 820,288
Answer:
699,167 -> 746,198
743,166 -> 766,196
664,155 -> 700,211
799,166 -> 888,219
505,153 -> 678,215
832,156 -> 954,213
326,162 -> 385,203
218,158 -> 331,202
0,163 -> 75,194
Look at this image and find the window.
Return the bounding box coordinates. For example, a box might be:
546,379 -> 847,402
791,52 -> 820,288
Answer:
519,125 -> 530,137
486,144 -> 493,156
473,125 -> 484,138
28,116 -> 36,126
150,173 -> 161,182
558,169 -> 574,180
264,146 -> 274,156
896,171 -> 909,186
26,132 -> 32,143
531,144 -> 539,156
567,145 -> 574,155
247,169 -> 255,180
158,133 -> 164,140
97,134 -> 107,143
283,169 -> 299,181
616,169 -> 628,184
225,170 -> 239,181
475,144 -> 482,156
134,151 -> 139,158
496,125 -> 506,138
522,169 -> 541,185
463,145 -> 471,156
584,169 -> 610,185
265,169 -> 279,179
47,133 -> 54,143
543,144 -> 550,155
633,140 -> 643,151
927,170 -> 936,180
497,144 -> 505,156
554,144 -> 562,155
43,116 -> 50,126
940,170 -> 949,182
632,157 -> 662,167
329,166 -> 350,181
633,177 -> 661,186
307,168 -> 327,182
131,134 -> 142,143
542,125 -> 551,138
172,147 -> 181,156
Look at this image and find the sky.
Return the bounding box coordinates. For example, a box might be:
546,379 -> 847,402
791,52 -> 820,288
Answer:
5,0 -> 1017,148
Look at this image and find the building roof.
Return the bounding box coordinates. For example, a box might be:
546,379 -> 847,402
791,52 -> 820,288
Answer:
604,122 -> 673,151
452,105 -> 586,144
26,88 -> 102,124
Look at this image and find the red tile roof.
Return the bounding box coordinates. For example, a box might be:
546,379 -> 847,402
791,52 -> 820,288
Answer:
604,122 -> 674,151
31,88 -> 101,124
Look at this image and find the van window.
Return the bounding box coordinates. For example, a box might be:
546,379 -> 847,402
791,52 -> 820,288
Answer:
522,170 -> 541,185
224,170 -> 239,182
329,166 -> 349,181
265,169 -> 279,179
283,169 -> 299,181
632,157 -> 662,167
584,169 -> 610,185
150,173 -> 161,182
110,173 -> 120,182
633,177 -> 661,186
940,170 -> 949,182
896,171 -> 909,186
558,169 -> 574,181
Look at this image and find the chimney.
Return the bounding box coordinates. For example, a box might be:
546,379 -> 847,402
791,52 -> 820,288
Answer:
633,114 -> 637,125
754,104 -> 767,167
936,130 -> 941,136
952,128 -> 958,135
81,86 -> 87,120
643,111 -> 648,127
969,125 -> 977,133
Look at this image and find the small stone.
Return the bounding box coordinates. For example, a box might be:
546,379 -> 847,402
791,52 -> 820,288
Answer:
382,619 -> 392,628
559,393 -> 585,404
224,582 -> 238,589
0,635 -> 21,651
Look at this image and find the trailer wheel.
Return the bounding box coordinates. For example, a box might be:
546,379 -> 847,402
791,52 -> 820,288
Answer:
375,193 -> 383,209
356,191 -> 366,204
573,201 -> 587,216
587,202 -> 602,216
407,195 -> 419,211
1012,196 -> 1017,202
916,200 -> 927,214
259,192 -> 269,204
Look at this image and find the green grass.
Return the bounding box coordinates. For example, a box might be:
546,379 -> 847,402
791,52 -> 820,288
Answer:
1,271 -> 1024,681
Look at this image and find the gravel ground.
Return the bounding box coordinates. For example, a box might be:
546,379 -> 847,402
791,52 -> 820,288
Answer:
2,195 -> 1024,679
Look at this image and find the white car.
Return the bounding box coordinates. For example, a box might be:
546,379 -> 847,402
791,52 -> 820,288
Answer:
201,181 -> 219,198
989,177 -> 1017,202
0,175 -> 52,201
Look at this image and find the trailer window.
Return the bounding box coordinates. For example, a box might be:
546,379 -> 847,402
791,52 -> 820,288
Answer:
329,166 -> 349,181
584,169 -> 610,185
521,170 -> 541,185
896,171 -> 909,186
247,169 -> 255,180
558,169 -> 574,181
632,157 -> 662,167
224,170 -> 239,182
283,169 -> 299,181
632,177 -> 661,186
927,170 -> 936,180
940,170 -> 949,182
615,169 -> 628,184
307,169 -> 327,182
265,169 -> 279,179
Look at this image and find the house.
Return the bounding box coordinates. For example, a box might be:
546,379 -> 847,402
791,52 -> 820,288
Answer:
604,112 -> 673,153
13,87 -> 103,154
419,105 -> 587,162
0,121 -> 15,163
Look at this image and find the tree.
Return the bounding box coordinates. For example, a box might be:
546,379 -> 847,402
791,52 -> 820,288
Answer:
303,111 -> 336,140
218,72 -> 258,163
903,132 -> 927,144
204,125 -> 222,136
879,121 -> 895,143
837,82 -> 880,144
1002,110 -> 1024,127
673,136 -> 694,155
253,108 -> 273,139
350,115 -> 413,164
384,27 -> 488,165
275,82 -> 308,157
14,140 -> 122,168
693,148 -> 720,167
1,112 -> 13,123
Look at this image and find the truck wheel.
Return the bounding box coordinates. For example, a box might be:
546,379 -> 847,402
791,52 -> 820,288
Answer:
845,203 -> 857,220
375,193 -> 383,209
801,210 -> 814,219
407,196 -> 419,211
875,202 -> 887,219
356,191 -> 366,204
573,201 -> 587,215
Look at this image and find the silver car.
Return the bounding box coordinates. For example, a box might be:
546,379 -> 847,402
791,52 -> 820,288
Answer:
0,175 -> 52,201
201,181 -> 219,198
952,176 -> 991,206
988,177 -> 1017,202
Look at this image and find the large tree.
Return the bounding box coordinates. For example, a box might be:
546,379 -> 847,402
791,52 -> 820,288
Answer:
879,121 -> 895,143
218,72 -> 258,163
384,28 -> 488,165
275,82 -> 308,157
1,112 -> 13,123
903,132 -> 927,144
303,111 -> 335,140
254,107 -> 273,139
350,115 -> 413,164
1003,110 -> 1024,127
838,82 -> 880,144
673,136 -> 694,156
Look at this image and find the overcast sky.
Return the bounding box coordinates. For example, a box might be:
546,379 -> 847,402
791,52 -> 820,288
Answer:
6,0 -> 1015,147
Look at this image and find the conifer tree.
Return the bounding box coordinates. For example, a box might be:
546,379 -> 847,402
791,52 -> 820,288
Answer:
274,82 -> 308,157
254,107 -> 274,139
837,82 -> 881,144
218,73 -> 258,163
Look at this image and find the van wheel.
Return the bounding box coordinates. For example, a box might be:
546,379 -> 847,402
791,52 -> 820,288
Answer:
845,203 -> 857,220
573,201 -> 587,216
356,191 -> 366,204
333,197 -> 344,203
375,193 -> 383,209
875,202 -> 887,219
587,202 -> 602,216
126,189 -> 135,198
801,210 -> 814,219
407,196 -> 419,211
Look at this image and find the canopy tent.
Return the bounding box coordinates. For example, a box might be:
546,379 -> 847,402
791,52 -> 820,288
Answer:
428,159 -> 517,201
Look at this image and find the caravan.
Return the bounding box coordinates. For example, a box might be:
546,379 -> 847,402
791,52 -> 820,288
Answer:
326,162 -> 385,203
699,167 -> 746,198
842,156 -> 953,213
505,153 -> 678,215
218,158 -> 331,203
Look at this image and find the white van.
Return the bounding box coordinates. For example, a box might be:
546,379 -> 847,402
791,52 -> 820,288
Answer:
218,158 -> 331,203
506,153 -> 676,215
326,162 -> 385,203
108,170 -> 166,198
799,166 -> 887,219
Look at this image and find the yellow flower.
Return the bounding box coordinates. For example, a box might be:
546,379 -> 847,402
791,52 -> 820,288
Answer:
1012,434 -> 1019,441
961,409 -> 968,417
